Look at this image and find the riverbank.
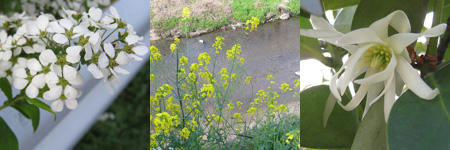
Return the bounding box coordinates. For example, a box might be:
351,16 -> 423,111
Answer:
150,0 -> 300,41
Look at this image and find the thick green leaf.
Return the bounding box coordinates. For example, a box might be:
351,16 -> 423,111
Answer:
300,85 -> 358,148
0,78 -> 13,100
351,0 -> 428,33
351,100 -> 387,150
333,5 -> 357,33
0,117 -> 18,150
387,63 -> 450,150
27,98 -> 56,120
322,0 -> 360,10
12,101 -> 40,132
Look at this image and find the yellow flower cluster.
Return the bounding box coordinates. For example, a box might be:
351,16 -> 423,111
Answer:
170,43 -> 177,53
200,83 -> 214,98
212,36 -> 225,54
279,83 -> 292,92
180,127 -> 191,138
245,76 -> 252,84
245,17 -> 260,32
226,43 -> 242,61
179,56 -> 188,66
153,112 -> 179,135
150,46 -> 162,63
182,7 -> 190,19
232,113 -> 242,122
198,52 -> 211,66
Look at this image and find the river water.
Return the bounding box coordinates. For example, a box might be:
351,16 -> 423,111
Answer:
150,17 -> 300,117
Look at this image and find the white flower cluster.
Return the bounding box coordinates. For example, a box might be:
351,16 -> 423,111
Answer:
0,7 -> 148,112
20,0 -> 111,17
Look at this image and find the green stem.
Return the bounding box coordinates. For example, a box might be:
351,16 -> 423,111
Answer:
426,0 -> 444,56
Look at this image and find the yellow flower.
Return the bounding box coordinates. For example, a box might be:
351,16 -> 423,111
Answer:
245,17 -> 260,32
236,101 -> 243,108
245,76 -> 252,84
150,74 -> 155,81
150,46 -> 162,62
232,113 -> 242,122
200,84 -> 214,98
180,127 -> 191,138
226,43 -> 242,60
278,104 -> 287,112
188,72 -> 197,82
279,83 -> 292,92
182,7 -> 190,19
198,52 -> 211,66
247,107 -> 257,115
190,63 -> 199,72
174,38 -> 180,44
212,36 -> 225,51
170,43 -> 177,53
226,103 -> 234,110
266,74 -> 274,81
240,58 -> 245,64
179,56 -> 188,66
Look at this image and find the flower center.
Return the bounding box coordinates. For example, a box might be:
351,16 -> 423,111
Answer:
363,44 -> 392,71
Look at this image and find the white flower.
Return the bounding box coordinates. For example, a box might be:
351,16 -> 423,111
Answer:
53,33 -> 68,44
88,7 -> 103,22
301,10 -> 447,121
132,45 -> 148,56
0,30 -> 13,61
66,46 -> 82,63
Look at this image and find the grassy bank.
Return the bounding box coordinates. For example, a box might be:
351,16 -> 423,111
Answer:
151,0 -> 300,38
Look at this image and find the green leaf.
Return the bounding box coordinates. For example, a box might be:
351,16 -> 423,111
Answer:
351,100 -> 387,150
333,5 -> 357,33
351,0 -> 428,33
322,0 -> 360,10
0,78 -> 13,100
0,117 -> 18,150
387,63 -> 450,150
12,101 -> 40,132
300,85 -> 358,148
27,98 -> 56,120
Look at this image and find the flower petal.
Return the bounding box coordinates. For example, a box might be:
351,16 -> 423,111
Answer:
115,51 -> 130,65
65,99 -> 78,110
132,45 -> 148,56
26,84 -> 39,98
39,50 -> 57,66
13,78 -> 28,90
43,85 -> 62,101
396,57 -> 439,100
63,65 -> 77,81
421,23 -> 447,37
31,74 -> 45,88
384,76 -> 396,122
88,7 -> 103,21
88,64 -> 104,79
336,84 -> 369,111
45,71 -> 59,85
98,53 -> 109,68
337,44 -> 372,94
64,85 -> 78,100
37,15 -> 49,31
338,28 -> 384,45
388,33 -> 420,54
53,34 -> 68,44
362,82 -> 383,118
27,58 -> 43,72
51,100 -> 64,112
103,42 -> 115,58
